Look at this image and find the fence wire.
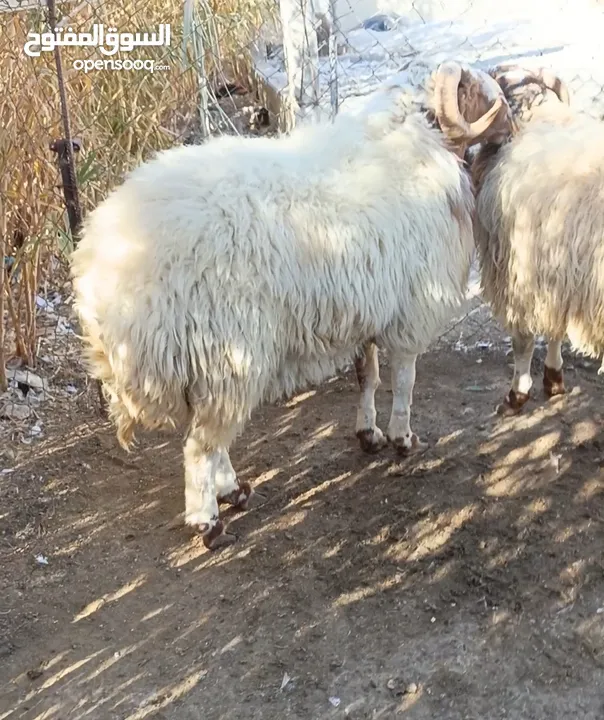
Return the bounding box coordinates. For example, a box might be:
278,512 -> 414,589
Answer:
1,0 -> 604,448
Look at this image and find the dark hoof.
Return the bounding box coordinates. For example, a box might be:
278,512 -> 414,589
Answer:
496,388 -> 530,416
201,520 -> 237,550
389,433 -> 428,457
543,365 -> 566,398
220,481 -> 266,510
356,428 -> 387,454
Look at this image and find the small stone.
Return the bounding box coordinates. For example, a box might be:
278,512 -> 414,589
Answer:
386,678 -> 396,690
7,368 -> 46,392
1,403 -> 32,421
549,452 -> 562,474
405,682 -> 418,695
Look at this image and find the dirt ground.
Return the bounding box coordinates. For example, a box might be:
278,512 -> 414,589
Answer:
1,310 -> 604,720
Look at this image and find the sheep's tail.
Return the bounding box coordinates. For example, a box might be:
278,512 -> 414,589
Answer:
83,334 -> 137,450
80,328 -> 188,452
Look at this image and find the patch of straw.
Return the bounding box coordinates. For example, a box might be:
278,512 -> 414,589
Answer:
1,0 -> 277,375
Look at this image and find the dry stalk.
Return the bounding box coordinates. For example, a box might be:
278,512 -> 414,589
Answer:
4,284 -> 26,362
23,254 -> 36,366
0,180 -> 6,392
1,0 -> 276,373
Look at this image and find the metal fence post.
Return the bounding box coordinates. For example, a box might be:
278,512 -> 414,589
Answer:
327,0 -> 339,119
47,0 -> 83,244
49,137 -> 82,241
47,0 -> 107,418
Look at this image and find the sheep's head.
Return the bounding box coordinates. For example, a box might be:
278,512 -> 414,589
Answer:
431,61 -> 513,157
487,65 -> 571,127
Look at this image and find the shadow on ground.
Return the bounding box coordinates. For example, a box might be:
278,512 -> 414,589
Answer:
1,345 -> 603,720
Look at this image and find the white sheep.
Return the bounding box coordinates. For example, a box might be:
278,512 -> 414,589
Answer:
472,65 -> 604,414
71,61 -> 511,548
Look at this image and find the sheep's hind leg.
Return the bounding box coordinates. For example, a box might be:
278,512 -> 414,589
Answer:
543,338 -> 566,398
498,330 -> 534,416
386,352 -> 427,456
215,448 -> 264,510
355,342 -> 387,453
183,434 -> 236,550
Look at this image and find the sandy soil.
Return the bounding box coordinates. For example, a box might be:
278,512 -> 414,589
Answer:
1,308 -> 604,720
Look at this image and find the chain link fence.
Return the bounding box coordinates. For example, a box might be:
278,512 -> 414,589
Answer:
1,0 -> 604,449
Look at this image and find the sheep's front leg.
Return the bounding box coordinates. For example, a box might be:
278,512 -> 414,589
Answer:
543,338 -> 566,397
355,342 -> 387,453
216,447 -> 264,510
386,352 -> 427,455
183,435 -> 236,550
498,330 -> 535,416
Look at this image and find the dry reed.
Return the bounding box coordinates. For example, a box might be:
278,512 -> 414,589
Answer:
0,0 -> 276,386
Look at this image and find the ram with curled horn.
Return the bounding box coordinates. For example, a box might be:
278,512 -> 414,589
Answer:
469,64 -> 604,418
71,58 -> 514,548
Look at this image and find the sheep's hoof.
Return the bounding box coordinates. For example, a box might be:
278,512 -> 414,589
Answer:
185,515 -> 236,550
202,520 -> 237,550
389,432 -> 428,457
221,481 -> 266,511
356,427 -> 387,454
497,389 -> 530,416
543,365 -> 566,398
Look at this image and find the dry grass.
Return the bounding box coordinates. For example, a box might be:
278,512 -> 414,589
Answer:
0,0 -> 276,385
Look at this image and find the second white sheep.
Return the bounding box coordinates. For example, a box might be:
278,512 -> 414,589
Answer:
472,65 -> 604,414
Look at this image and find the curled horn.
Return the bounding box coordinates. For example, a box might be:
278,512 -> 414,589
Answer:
533,68 -> 570,105
434,61 -> 504,142
492,64 -> 570,105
